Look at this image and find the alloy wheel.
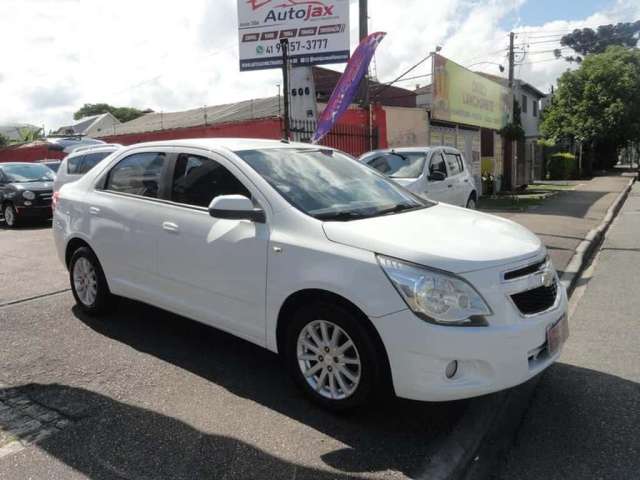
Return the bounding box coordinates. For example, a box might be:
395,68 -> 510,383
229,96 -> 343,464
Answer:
296,320 -> 362,400
73,257 -> 98,306
4,206 -> 15,226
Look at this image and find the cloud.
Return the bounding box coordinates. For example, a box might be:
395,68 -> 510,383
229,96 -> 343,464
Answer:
0,0 -> 638,130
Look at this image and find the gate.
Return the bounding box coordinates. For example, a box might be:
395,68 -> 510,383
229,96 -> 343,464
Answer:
289,119 -> 378,157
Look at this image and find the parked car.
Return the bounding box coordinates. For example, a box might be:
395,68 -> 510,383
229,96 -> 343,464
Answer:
359,147 -> 478,208
53,139 -> 568,410
0,162 -> 55,227
54,144 -> 121,192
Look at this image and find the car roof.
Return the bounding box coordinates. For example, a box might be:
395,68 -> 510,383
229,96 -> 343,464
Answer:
0,162 -> 49,167
66,144 -> 122,157
122,138 -> 327,154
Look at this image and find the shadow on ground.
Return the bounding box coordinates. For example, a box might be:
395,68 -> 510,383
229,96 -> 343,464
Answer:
497,363 -> 640,479
0,299 -> 467,479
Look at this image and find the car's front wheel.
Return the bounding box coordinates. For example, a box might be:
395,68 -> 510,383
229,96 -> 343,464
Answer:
3,203 -> 18,228
69,246 -> 113,316
284,301 -> 384,410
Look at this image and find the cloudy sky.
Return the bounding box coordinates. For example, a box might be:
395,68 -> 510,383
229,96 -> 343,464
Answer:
0,0 -> 638,131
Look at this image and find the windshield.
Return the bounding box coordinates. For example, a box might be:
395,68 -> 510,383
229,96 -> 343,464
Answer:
3,164 -> 55,182
365,152 -> 426,178
236,148 -> 431,221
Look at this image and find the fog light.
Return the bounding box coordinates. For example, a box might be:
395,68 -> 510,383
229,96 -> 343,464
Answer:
24,201 -> 32,206
445,360 -> 458,379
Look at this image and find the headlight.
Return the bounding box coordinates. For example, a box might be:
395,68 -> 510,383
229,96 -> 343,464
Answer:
22,190 -> 36,200
377,254 -> 492,326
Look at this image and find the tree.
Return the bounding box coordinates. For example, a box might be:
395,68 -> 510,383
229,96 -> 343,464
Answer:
541,46 -> 640,171
555,21 -> 640,63
74,103 -> 153,123
18,127 -> 43,143
0,133 -> 8,148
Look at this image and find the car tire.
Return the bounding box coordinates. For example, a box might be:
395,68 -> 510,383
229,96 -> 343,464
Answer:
284,301 -> 384,411
69,246 -> 113,316
466,194 -> 477,210
3,203 -> 18,228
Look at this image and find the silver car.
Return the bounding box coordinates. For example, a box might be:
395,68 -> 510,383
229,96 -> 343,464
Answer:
359,147 -> 478,209
54,144 -> 122,192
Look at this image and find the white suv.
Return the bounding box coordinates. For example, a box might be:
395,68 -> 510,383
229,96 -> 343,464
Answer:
359,147 -> 478,208
53,139 -> 568,410
53,144 -> 121,192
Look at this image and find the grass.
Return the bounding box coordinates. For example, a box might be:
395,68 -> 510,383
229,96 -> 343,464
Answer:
479,183 -> 577,212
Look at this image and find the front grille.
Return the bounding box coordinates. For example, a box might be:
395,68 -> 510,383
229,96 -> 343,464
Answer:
511,282 -> 558,315
504,259 -> 546,281
35,191 -> 52,206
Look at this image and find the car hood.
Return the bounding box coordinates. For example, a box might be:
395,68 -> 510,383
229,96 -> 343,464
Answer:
322,204 -> 543,274
10,181 -> 54,191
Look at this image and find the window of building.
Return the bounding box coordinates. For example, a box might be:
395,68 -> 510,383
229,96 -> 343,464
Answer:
521,94 -> 528,114
533,100 -> 539,117
171,154 -> 251,208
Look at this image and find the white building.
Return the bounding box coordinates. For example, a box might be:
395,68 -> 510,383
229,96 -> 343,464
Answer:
55,113 -> 120,138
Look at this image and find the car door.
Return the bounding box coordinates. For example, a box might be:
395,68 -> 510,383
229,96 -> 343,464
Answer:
424,150 -> 451,203
87,150 -> 172,302
443,149 -> 469,206
155,150 -> 269,344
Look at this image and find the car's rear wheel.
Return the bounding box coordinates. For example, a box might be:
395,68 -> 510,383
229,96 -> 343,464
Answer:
69,247 -> 113,316
284,301 -> 383,410
3,204 -> 18,228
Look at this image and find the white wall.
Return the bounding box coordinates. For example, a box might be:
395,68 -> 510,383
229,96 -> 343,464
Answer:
383,107 -> 429,147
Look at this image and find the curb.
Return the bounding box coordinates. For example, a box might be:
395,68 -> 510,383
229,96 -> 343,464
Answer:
560,176 -> 637,295
418,175 -> 636,480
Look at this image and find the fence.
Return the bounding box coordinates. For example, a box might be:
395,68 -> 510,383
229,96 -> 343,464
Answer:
289,119 -> 378,157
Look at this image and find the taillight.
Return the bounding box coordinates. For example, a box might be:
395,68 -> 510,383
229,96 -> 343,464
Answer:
52,191 -> 60,210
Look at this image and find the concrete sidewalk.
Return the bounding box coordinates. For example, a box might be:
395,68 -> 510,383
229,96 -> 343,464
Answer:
481,174 -> 632,274
495,182 -> 640,479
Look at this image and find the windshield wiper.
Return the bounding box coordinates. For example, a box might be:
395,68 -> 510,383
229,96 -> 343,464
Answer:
375,204 -> 422,216
314,211 -> 369,222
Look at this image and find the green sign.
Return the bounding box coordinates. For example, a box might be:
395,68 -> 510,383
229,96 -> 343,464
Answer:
432,54 -> 510,130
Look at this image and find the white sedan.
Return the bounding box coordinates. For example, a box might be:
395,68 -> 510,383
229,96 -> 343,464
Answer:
53,138 -> 568,410
359,147 -> 478,208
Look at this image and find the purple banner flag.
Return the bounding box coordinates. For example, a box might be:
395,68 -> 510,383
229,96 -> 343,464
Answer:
312,31 -> 386,144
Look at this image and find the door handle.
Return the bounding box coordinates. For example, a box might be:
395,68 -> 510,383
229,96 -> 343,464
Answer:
463,179 -> 469,183
447,184 -> 453,188
162,221 -> 180,233
88,206 -> 101,215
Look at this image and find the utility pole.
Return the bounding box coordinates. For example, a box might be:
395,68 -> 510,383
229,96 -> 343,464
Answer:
280,39 -> 290,141
508,32 -> 515,105
359,0 -> 369,107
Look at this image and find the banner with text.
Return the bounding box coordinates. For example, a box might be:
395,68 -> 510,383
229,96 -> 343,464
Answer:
432,54 -> 510,130
237,0 -> 350,72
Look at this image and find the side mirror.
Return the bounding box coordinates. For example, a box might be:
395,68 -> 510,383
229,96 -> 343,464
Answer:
428,171 -> 446,182
208,195 -> 265,223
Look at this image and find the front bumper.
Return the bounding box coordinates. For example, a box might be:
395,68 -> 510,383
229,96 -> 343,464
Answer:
15,204 -> 52,219
372,282 -> 568,402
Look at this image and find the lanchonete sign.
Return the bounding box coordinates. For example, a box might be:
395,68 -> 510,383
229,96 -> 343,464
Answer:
237,0 -> 350,71
432,54 -> 511,130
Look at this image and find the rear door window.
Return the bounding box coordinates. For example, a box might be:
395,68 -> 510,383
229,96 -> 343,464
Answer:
444,153 -> 462,176
78,151 -> 112,174
105,152 -> 168,199
171,153 -> 251,208
67,155 -> 86,175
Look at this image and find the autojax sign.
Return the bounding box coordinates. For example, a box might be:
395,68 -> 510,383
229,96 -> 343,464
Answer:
237,0 -> 350,71
432,54 -> 511,130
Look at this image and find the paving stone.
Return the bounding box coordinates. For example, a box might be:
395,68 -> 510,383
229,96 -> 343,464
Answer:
19,427 -> 58,446
5,419 -> 42,438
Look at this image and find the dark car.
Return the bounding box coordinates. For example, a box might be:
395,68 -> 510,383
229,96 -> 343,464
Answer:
41,160 -> 62,173
0,162 -> 55,227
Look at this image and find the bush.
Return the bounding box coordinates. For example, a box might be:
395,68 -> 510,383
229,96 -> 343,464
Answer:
547,152 -> 577,180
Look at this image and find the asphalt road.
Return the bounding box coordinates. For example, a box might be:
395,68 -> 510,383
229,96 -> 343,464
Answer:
0,224 -> 464,480
495,184 -> 640,479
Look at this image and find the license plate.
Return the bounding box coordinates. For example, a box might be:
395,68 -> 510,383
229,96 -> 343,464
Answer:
547,315 -> 569,356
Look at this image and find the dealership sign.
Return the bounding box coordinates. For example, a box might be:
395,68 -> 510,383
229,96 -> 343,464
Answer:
237,0 -> 350,71
432,54 -> 511,130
